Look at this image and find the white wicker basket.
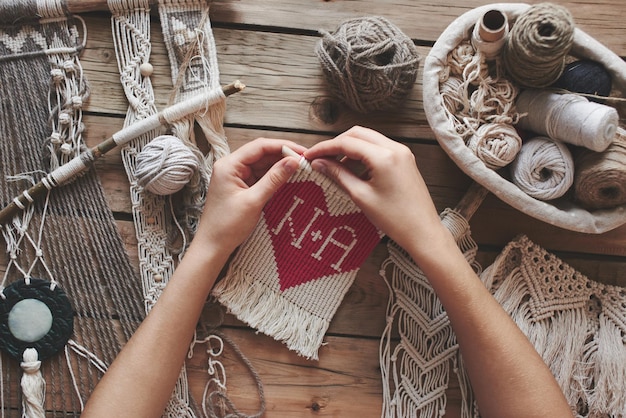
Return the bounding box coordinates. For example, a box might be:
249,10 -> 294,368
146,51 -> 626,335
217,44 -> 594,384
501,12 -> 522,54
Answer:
423,3 -> 626,233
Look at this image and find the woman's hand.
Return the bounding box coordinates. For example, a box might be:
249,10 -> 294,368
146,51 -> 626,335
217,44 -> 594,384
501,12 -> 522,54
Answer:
303,126 -> 445,256
194,138 -> 306,255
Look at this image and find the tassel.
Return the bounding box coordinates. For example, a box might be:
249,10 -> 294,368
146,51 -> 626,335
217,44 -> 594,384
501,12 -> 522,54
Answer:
20,348 -> 46,418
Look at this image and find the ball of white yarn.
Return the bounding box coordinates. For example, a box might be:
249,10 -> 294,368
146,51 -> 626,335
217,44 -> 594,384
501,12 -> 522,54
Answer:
510,136 -> 574,201
135,135 -> 201,195
467,123 -> 522,169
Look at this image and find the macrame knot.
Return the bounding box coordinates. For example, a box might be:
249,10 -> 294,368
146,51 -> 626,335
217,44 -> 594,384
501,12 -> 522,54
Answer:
50,68 -> 64,83
135,135 -> 201,195
315,16 -> 420,113
71,96 -> 83,109
58,111 -> 72,125
21,350 -> 42,374
63,60 -> 76,73
50,132 -> 62,144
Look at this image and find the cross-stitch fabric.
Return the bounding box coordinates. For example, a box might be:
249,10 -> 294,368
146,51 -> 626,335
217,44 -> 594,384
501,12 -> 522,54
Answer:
213,162 -> 382,360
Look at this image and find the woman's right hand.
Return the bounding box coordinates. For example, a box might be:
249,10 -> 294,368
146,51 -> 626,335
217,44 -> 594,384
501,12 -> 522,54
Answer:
303,126 -> 447,257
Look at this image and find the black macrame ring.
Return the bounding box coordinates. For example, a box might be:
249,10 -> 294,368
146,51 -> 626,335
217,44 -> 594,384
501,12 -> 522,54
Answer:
0,278 -> 74,361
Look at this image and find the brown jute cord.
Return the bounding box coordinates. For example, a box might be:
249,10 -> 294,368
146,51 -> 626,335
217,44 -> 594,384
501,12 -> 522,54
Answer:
574,128 -> 626,210
503,2 -> 575,88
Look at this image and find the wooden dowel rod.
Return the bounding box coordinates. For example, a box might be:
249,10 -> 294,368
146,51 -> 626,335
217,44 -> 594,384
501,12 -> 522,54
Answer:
66,0 -> 158,13
454,181 -> 489,221
0,80 -> 245,226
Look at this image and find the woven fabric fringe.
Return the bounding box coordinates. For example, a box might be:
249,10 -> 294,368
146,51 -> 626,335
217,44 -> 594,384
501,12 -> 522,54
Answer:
481,235 -> 626,417
379,209 -> 479,418
0,6 -> 144,416
214,165 -> 382,360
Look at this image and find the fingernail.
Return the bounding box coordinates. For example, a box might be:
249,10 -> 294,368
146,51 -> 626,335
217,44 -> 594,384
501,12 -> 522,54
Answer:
311,159 -> 327,174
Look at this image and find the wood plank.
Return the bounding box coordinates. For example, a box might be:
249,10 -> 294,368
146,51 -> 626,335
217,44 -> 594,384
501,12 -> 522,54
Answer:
208,0 -> 626,56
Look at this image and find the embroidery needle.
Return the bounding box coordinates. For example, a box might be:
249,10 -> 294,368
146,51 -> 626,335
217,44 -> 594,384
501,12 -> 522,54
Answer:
0,81 -> 245,225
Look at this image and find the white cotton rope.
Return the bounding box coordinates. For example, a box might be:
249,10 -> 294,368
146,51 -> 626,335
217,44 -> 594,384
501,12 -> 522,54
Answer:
20,348 -> 45,418
510,136 -> 574,201
467,122 -> 522,169
135,135 -> 201,195
516,90 -> 618,152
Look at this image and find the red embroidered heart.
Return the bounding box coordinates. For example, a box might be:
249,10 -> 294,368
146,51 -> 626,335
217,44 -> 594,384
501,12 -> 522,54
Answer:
264,180 -> 381,291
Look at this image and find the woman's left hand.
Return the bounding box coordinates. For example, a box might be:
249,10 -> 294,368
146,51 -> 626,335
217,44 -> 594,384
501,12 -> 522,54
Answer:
194,138 -> 306,255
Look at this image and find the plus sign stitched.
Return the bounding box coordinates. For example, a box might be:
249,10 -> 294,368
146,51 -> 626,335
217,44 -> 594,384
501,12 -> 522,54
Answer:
213,161 -> 382,359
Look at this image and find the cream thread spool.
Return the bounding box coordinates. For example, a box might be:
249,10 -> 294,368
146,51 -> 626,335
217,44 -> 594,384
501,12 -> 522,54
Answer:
467,122 -> 522,169
471,9 -> 509,60
516,90 -> 618,152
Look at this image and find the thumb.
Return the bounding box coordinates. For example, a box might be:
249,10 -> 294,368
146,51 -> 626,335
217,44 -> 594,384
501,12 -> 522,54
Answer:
250,157 -> 299,203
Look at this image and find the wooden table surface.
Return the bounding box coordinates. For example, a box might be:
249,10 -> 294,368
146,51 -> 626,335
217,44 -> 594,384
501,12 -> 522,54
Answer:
4,0 -> 626,416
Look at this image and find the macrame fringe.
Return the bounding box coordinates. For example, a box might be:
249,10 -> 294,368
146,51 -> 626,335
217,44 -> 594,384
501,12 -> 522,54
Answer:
480,235 -> 626,417
213,271 -> 329,361
20,348 -> 45,418
379,209 -> 479,418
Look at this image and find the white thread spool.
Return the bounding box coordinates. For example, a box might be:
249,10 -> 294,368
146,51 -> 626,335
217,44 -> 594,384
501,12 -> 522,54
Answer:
510,136 -> 574,200
471,9 -> 509,60
135,135 -> 201,195
516,89 -> 618,152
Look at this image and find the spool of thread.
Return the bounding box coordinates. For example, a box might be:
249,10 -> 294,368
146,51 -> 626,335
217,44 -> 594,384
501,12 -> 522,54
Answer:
516,89 -> 618,152
510,136 -> 574,201
574,128 -> 626,210
503,3 -> 575,88
467,123 -> 522,169
471,9 -> 509,60
135,135 -> 201,195
315,16 -> 420,113
552,59 -> 613,103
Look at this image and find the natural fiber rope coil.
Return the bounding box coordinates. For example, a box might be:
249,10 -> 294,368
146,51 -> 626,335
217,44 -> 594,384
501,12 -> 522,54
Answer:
315,16 -> 420,113
503,2 -> 575,88
510,135 -> 574,200
467,123 -> 522,169
574,128 -> 626,210
135,134 -> 201,195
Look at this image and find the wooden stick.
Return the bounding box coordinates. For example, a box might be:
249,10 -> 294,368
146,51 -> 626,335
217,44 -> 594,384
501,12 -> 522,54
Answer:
0,80 -> 245,225
454,181 -> 489,221
66,0 -> 158,13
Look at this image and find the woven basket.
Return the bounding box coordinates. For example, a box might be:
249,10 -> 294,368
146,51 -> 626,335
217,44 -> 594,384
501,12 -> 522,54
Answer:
423,3 -> 626,233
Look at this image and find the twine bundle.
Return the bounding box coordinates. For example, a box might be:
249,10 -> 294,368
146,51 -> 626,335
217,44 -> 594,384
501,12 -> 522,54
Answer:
316,16 -> 420,113
467,123 -> 522,169
503,2 -> 575,88
510,136 -> 574,200
574,128 -> 626,210
516,89 -> 618,152
135,134 -> 202,195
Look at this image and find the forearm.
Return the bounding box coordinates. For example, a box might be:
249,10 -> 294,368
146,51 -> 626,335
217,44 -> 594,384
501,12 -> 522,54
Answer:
407,226 -> 571,418
83,238 -> 230,417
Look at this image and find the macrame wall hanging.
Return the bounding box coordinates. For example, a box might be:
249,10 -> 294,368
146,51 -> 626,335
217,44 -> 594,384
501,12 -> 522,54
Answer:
0,1 -> 145,416
213,157 -> 383,360
108,1 -> 256,416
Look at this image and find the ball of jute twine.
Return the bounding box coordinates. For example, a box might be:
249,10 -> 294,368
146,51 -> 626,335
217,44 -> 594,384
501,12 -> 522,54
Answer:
574,128 -> 626,210
503,2 -> 575,88
510,135 -> 574,201
315,16 -> 420,113
467,123 -> 522,170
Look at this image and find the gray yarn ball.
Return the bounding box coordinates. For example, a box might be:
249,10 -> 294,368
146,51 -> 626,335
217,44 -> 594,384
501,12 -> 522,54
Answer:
315,16 -> 421,113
